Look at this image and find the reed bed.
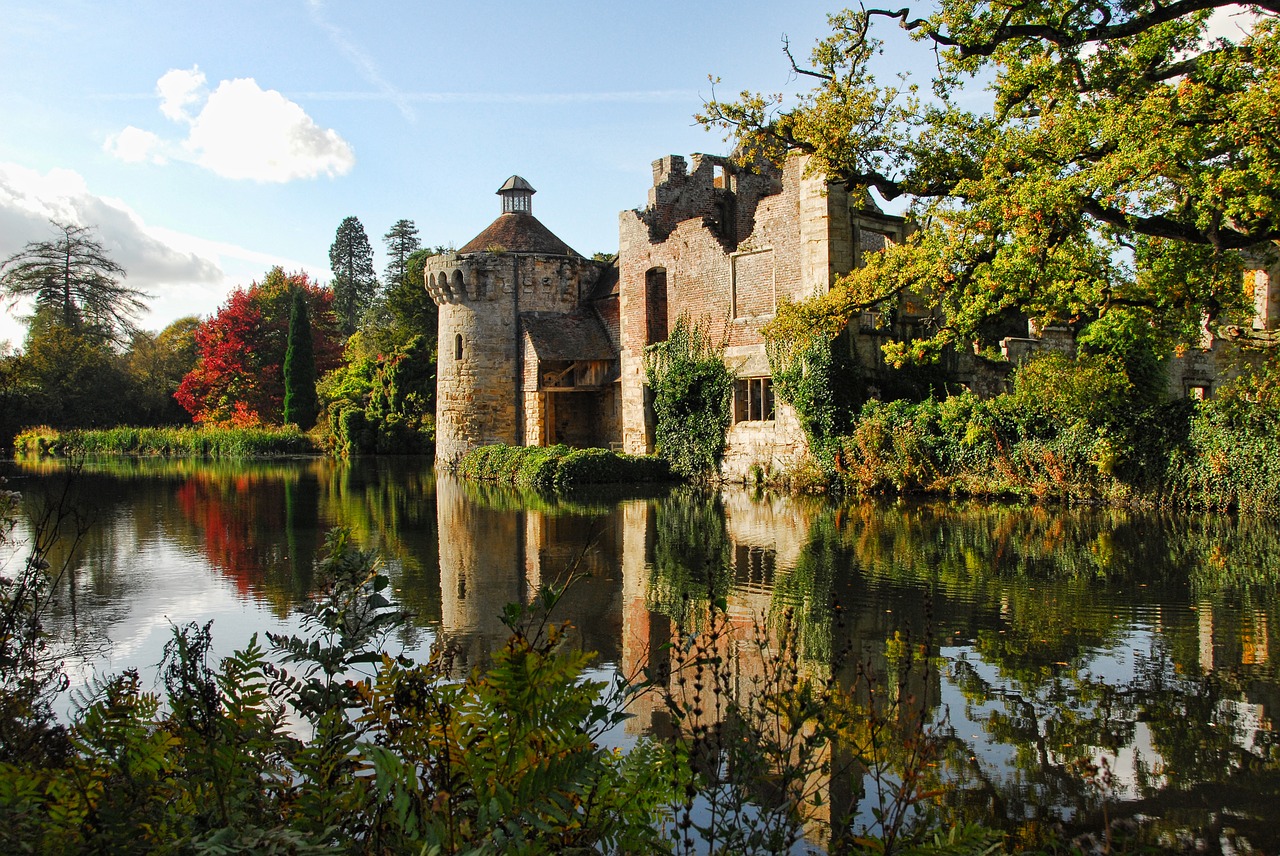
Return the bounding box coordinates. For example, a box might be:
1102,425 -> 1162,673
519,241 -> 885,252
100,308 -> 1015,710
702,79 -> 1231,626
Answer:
14,425 -> 319,458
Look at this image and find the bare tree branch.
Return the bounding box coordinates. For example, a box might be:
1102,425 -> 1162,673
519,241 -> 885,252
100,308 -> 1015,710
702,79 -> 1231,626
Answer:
867,0 -> 1280,57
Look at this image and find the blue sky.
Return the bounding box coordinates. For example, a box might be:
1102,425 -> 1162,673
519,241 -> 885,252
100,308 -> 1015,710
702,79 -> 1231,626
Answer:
0,1 -> 934,346
1,2 -> 1262,349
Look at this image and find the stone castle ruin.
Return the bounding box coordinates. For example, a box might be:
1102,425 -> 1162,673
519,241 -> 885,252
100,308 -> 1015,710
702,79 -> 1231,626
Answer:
426,177 -> 616,464
428,155 -> 1280,477
428,154 -> 914,477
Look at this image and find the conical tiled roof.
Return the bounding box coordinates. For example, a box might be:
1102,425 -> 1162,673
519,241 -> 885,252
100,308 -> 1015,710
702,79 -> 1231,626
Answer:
457,211 -> 580,257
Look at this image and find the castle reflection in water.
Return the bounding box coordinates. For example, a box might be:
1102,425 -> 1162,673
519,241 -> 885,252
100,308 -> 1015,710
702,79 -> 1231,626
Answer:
9,459 -> 1278,845
431,474 -> 1280,843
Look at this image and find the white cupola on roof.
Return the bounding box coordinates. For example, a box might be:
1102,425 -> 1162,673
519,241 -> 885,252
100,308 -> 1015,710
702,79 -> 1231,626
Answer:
497,175 -> 535,213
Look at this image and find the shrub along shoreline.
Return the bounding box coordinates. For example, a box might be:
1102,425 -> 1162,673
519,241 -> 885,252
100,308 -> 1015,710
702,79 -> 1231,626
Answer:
13,425 -> 320,458
800,390 -> 1280,514
456,443 -> 673,491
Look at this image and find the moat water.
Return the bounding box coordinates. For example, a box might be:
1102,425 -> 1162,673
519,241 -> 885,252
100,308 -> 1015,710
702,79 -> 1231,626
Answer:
3,457 -> 1278,845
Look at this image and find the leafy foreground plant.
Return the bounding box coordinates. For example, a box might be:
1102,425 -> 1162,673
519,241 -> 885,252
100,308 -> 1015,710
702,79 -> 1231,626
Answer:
0,528 -> 675,854
1,518 -> 1016,855
0,472 -> 94,769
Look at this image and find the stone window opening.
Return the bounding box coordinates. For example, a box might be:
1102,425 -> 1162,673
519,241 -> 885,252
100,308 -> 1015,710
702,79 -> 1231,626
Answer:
854,226 -> 895,269
714,199 -> 735,242
645,267 -> 668,346
734,377 -> 775,423
454,333 -> 463,362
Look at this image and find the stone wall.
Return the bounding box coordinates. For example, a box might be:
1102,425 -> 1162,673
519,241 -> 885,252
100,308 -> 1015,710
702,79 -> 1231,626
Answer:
616,152 -> 878,478
1249,260 -> 1280,331
520,331 -> 543,446
427,251 -> 607,463
617,154 -> 818,466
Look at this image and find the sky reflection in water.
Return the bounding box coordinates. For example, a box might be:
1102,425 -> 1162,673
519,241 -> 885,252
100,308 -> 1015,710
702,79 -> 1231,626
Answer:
3,457 -> 1277,842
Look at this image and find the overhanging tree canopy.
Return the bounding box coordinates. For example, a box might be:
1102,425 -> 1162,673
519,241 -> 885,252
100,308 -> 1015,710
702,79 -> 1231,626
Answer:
700,1 -> 1280,362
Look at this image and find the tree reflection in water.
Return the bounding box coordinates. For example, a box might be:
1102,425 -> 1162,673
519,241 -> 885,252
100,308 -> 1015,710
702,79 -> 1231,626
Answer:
6,458 -> 1279,847
644,497 -> 1280,847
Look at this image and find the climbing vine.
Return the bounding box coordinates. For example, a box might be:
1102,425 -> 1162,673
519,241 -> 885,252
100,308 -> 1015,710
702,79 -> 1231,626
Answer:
643,316 -> 734,479
766,327 -> 864,467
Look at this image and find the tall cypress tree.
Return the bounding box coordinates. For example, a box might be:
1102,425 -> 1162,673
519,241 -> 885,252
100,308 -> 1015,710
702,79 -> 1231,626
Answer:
283,289 -> 318,429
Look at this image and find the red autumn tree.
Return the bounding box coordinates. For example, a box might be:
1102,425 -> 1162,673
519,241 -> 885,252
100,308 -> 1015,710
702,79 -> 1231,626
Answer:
176,268 -> 342,425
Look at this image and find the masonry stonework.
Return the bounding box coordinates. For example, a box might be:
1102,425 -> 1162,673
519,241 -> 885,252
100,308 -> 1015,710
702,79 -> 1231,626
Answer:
614,152 -> 918,478
429,156 -> 926,478
426,193 -> 610,465
435,151 -> 1280,478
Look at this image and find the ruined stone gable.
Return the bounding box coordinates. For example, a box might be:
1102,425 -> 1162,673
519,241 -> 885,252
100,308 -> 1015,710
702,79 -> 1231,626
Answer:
615,151 -> 912,479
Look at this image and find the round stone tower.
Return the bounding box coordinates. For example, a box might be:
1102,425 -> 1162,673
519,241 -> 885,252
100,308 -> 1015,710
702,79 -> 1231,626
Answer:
426,176 -> 608,465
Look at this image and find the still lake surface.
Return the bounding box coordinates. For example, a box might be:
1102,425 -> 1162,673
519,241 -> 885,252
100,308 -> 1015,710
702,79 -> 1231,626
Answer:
3,456 -> 1278,842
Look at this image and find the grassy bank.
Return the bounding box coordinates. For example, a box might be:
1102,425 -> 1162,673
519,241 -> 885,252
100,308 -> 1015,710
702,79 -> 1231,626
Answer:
456,443 -> 672,491
14,424 -> 320,458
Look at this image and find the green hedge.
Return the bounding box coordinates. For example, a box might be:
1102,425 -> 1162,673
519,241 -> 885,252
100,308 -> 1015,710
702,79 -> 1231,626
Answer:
1166,406 -> 1280,513
834,395 -> 1115,501
457,443 -> 672,491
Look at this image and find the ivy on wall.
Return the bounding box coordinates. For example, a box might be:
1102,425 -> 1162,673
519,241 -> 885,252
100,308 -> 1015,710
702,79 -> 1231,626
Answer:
643,316 -> 734,479
766,329 -> 864,467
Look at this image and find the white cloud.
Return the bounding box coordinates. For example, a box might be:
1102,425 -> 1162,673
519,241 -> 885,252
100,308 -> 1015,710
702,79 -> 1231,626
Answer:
0,162 -> 222,287
103,126 -> 167,164
0,162 -> 245,345
186,78 -> 355,182
105,69 -> 355,183
157,66 -> 207,123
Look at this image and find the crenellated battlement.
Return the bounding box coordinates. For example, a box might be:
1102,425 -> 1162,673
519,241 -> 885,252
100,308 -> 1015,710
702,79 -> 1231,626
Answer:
425,252 -> 606,310
424,254 -> 496,305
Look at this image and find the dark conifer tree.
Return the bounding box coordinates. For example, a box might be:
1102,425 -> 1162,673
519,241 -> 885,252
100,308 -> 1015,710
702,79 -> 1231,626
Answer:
328,216 -> 377,337
382,219 -> 421,291
283,289 -> 318,430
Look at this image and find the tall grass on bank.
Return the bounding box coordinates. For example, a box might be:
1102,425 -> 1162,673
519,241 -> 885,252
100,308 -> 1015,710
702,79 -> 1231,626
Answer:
14,425 -> 319,458
457,443 -> 673,491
